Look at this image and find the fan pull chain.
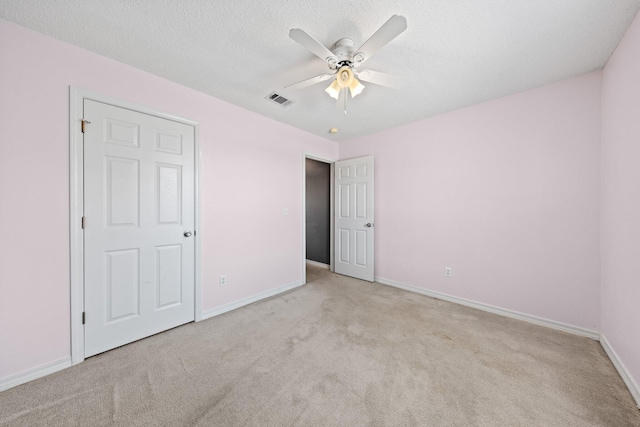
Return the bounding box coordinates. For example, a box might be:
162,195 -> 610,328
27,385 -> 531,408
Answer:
344,89 -> 348,115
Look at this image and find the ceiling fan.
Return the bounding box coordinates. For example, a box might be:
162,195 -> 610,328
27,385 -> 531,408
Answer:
285,15 -> 407,113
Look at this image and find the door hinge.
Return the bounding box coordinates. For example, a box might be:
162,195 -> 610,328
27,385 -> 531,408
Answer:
81,119 -> 91,133
81,216 -> 85,229
82,312 -> 85,325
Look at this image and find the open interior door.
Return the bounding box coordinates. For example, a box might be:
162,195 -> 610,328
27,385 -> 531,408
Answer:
334,156 -> 374,281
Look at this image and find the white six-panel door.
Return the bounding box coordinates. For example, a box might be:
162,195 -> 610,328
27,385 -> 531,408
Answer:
83,99 -> 195,357
334,156 -> 374,281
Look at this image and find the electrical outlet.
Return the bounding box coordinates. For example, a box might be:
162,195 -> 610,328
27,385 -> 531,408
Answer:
220,275 -> 227,286
445,267 -> 452,278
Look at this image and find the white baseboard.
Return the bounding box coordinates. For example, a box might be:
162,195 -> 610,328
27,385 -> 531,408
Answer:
374,276 -> 600,340
600,334 -> 640,408
305,259 -> 330,269
201,280 -> 305,320
0,358 -> 72,392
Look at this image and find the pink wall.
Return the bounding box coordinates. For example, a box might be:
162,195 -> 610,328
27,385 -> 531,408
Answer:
0,20 -> 338,380
601,11 -> 640,394
341,72 -> 602,331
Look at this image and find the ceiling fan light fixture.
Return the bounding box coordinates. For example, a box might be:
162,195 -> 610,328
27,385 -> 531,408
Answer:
325,80 -> 341,99
348,78 -> 365,98
336,66 -> 354,88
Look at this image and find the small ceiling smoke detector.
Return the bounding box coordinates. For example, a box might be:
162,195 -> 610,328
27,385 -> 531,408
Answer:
329,128 -> 338,134
265,92 -> 293,108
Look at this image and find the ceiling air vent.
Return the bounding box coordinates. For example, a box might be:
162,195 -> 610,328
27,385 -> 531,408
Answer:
265,92 -> 293,108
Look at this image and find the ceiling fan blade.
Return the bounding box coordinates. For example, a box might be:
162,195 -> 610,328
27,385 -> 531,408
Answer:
285,73 -> 335,91
356,69 -> 406,89
289,29 -> 338,64
354,15 -> 407,66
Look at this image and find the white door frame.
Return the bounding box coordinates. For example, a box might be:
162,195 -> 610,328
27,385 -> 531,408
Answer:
69,87 -> 203,364
302,153 -> 335,284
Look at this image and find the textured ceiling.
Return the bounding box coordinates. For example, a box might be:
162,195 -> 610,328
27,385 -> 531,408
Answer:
2,1 -> 639,141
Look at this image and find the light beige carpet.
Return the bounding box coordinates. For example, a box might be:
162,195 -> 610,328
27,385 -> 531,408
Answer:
1,271 -> 639,426
305,261 -> 331,283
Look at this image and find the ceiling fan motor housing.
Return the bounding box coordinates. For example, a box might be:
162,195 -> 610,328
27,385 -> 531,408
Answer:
331,38 -> 357,69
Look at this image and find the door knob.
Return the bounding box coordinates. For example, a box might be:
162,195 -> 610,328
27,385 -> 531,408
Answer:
365,223 -> 372,228
183,231 -> 193,237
